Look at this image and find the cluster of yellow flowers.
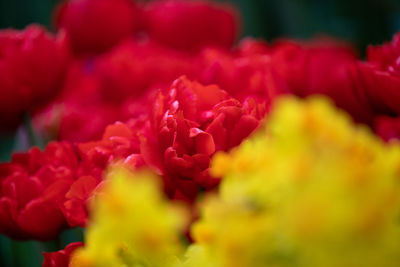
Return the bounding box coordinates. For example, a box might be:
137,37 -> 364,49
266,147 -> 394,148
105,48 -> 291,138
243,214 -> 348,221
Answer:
71,168 -> 188,267
72,97 -> 400,267
195,97 -> 400,267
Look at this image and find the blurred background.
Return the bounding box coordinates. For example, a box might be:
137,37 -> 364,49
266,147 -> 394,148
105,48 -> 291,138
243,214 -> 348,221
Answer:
1,0 -> 400,54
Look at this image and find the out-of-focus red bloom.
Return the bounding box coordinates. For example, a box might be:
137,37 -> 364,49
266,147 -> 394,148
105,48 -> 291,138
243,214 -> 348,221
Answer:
77,121 -> 142,179
95,39 -> 196,102
34,60 -> 119,143
145,0 -> 240,52
62,122 -> 144,227
140,76 -> 265,201
58,104 -> 119,143
270,38 -> 373,124
56,0 -> 142,55
358,33 -> 400,115
374,116 -> 400,142
35,39 -> 197,142
0,25 -> 69,130
0,142 -> 78,240
61,175 -> 99,227
237,37 -> 272,56
197,38 -> 281,102
43,242 -> 83,267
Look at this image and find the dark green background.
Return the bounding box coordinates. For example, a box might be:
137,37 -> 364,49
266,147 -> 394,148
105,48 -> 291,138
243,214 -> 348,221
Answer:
0,0 -> 400,266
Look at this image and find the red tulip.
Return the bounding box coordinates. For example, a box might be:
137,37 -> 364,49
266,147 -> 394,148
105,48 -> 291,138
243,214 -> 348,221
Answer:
0,142 -> 78,240
140,76 -> 265,201
95,39 -> 196,102
145,0 -> 240,52
0,25 -> 69,130
56,0 -> 142,55
62,122 -> 144,227
271,38 -> 373,124
374,116 -> 400,142
198,38 -> 280,102
358,33 -> 400,115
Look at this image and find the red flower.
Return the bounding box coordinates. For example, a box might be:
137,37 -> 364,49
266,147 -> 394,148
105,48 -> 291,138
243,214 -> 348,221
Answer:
94,39 -> 196,102
140,76 -> 265,201
271,38 -> 373,124
61,175 -> 99,227
358,33 -> 400,115
0,25 -> 69,130
145,0 -> 240,52
0,142 -> 78,240
197,38 -> 279,102
35,39 -> 196,142
58,104 -> 119,143
56,0 -> 142,55
77,122 -> 142,176
34,59 -> 118,142
62,122 -> 144,227
374,116 -> 400,142
43,242 -> 83,267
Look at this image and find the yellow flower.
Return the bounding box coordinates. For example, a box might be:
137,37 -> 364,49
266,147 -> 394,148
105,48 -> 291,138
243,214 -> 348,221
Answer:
190,96 -> 400,267
71,167 -> 188,267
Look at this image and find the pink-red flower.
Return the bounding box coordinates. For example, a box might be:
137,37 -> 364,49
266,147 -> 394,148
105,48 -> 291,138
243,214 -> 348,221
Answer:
374,116 -> 400,142
33,59 -> 118,142
0,142 -> 78,240
0,25 -> 69,130
140,76 -> 265,201
270,38 -> 373,124
62,122 -> 144,227
353,32 -> 400,140
145,0 -> 240,52
56,0 -> 142,55
61,175 -> 99,228
358,32 -> 400,115
35,39 -> 197,143
94,39 -> 196,102
77,122 -> 142,179
43,242 -> 83,267
197,38 -> 279,102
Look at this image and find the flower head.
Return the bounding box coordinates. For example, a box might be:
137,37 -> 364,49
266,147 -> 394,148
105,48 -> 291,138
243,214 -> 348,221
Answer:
271,38 -> 373,124
358,32 -> 400,115
0,142 -> 78,240
0,25 -> 69,130
56,0 -> 142,55
62,122 -> 144,227
145,0 -> 240,52
140,76 -> 265,200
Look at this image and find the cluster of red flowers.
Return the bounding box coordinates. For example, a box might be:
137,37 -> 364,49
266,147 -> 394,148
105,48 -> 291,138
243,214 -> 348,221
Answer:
0,25 -> 69,130
1,0 -> 400,266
